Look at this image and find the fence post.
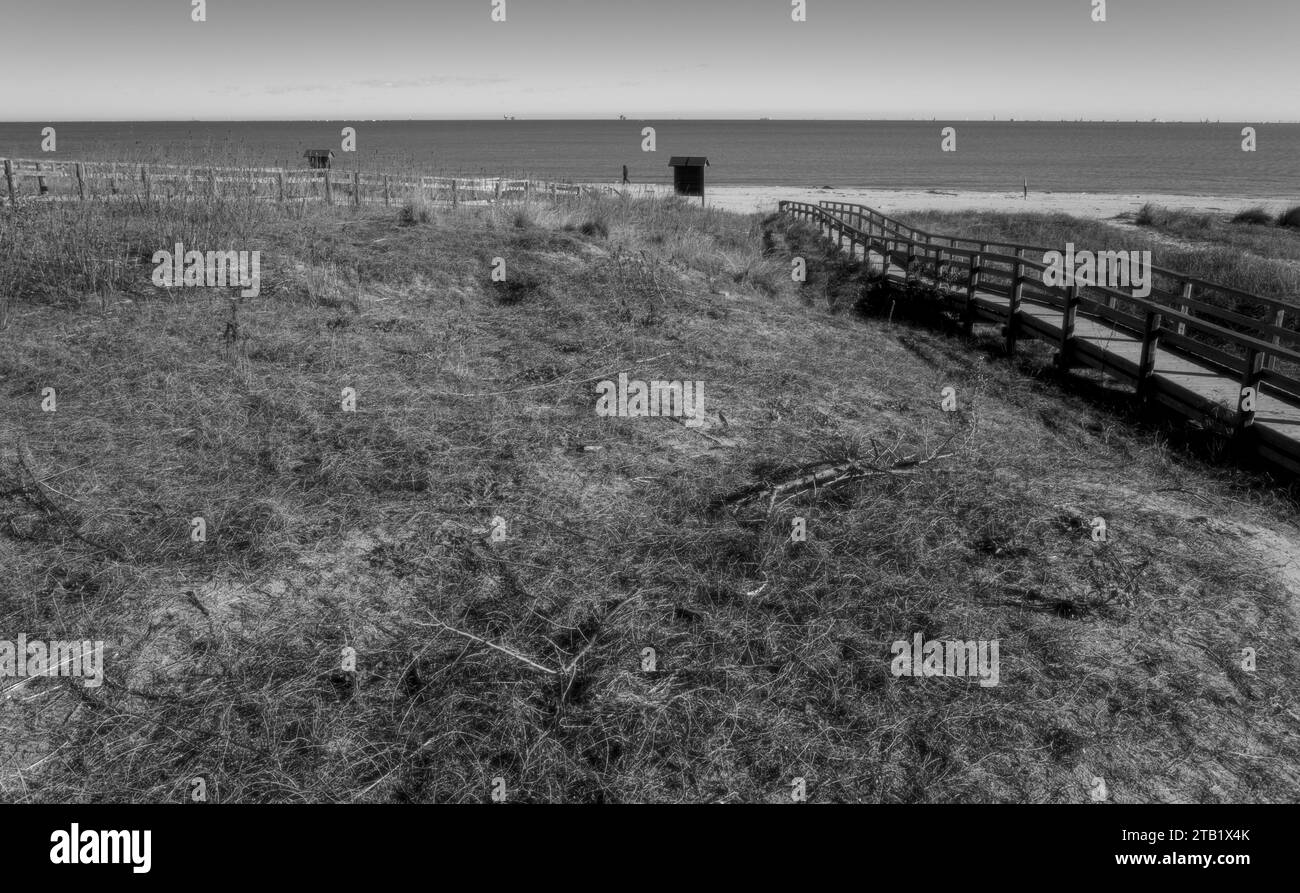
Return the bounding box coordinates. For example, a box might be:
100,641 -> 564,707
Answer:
141,165 -> 150,202
384,175 -> 391,206
451,179 -> 458,208
323,169 -> 332,204
1137,310 -> 1163,405
75,162 -> 86,201
1058,283 -> 1081,369
35,162 -> 48,195
1006,249 -> 1024,356
3,159 -> 15,207
209,168 -> 217,199
277,172 -> 285,202
353,170 -> 361,206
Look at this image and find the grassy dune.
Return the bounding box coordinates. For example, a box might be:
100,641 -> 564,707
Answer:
2,192 -> 1299,802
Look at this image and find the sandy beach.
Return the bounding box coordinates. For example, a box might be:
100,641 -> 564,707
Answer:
595,182 -> 1300,221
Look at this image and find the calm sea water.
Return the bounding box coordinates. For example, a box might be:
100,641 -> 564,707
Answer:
1,121 -> 1296,198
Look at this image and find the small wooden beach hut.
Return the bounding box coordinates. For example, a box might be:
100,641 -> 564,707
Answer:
668,156 -> 709,201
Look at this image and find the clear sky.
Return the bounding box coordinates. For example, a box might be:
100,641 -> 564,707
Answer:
1,0 -> 1295,121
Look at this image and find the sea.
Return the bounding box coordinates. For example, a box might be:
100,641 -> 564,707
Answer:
1,120 -> 1296,198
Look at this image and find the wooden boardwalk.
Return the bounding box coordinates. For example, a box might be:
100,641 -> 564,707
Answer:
781,200 -> 1300,474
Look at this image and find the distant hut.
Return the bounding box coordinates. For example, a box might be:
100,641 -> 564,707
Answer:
668,156 -> 709,202
303,149 -> 335,170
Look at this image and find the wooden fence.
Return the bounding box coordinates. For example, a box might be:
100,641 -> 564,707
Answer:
781,199 -> 1300,472
1,157 -> 584,207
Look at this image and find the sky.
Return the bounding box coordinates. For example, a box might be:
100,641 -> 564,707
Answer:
1,0 -> 1295,121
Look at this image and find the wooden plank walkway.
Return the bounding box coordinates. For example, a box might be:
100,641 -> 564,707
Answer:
782,200 -> 1300,475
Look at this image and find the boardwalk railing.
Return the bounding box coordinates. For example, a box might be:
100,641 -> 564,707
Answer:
1,157 -> 584,207
781,199 -> 1300,472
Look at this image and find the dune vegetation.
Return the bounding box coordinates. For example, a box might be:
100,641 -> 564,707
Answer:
2,189 -> 1299,802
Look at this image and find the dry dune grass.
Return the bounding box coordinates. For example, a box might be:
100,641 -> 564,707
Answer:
1,191 -> 1299,802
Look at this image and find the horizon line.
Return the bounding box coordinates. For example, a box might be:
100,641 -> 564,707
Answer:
3,117 -> 1299,125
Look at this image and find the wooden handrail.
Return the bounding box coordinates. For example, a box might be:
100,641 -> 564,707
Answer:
779,199 -> 1300,381
815,199 -> 1300,316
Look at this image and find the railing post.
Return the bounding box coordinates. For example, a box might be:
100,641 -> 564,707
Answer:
1178,280 -> 1193,336
1237,346 -> 1263,439
1006,249 -> 1024,356
140,164 -> 150,202
75,162 -> 85,201
277,171 -> 286,202
324,169 -> 333,203
353,170 -> 361,206
963,244 -> 985,336
1058,283 -> 1081,369
35,161 -> 48,195
3,159 -> 16,207
1267,306 -> 1285,371
1137,310 -> 1163,405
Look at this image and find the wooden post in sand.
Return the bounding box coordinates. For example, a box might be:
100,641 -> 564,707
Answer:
323,170 -> 332,204
1137,310 -> 1163,404
1058,283 -> 1081,369
35,162 -> 48,195
451,179 -> 458,208
963,245 -> 984,336
383,175 -> 391,206
1236,347 -> 1263,439
4,159 -> 16,207
1006,249 -> 1024,356
353,170 -> 361,206
75,163 -> 86,201
277,172 -> 285,202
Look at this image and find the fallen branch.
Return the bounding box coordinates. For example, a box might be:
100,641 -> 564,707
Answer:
418,615 -> 557,676
4,437 -> 130,561
712,440 -> 960,511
